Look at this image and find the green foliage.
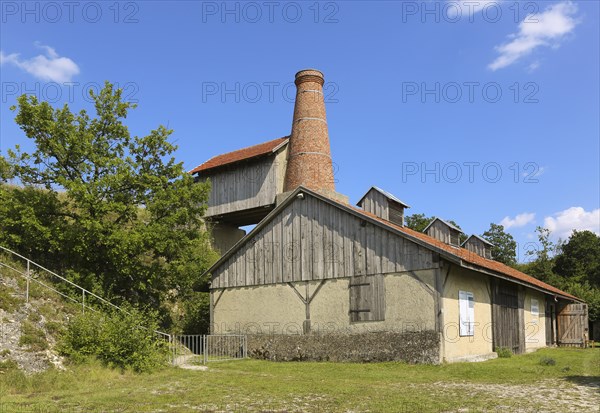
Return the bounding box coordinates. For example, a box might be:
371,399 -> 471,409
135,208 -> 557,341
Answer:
19,320 -> 48,352
60,308 -> 166,372
496,347 -> 512,358
1,82 -> 217,322
0,359 -> 19,372
482,223 -> 517,266
524,226 -> 556,283
181,292 -> 211,335
521,228 -> 600,322
0,283 -> 23,312
539,356 -> 556,366
554,230 -> 600,287
404,213 -> 433,233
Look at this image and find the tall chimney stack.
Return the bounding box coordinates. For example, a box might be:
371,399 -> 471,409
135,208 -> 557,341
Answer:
284,69 -> 336,194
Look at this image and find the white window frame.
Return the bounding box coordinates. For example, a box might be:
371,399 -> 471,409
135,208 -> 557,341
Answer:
531,299 -> 539,322
459,290 -> 475,337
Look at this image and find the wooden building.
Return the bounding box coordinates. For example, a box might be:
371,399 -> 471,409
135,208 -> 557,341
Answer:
191,69 -> 588,363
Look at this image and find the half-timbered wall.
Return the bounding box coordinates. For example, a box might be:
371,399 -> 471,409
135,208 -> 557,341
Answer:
210,194 -> 437,289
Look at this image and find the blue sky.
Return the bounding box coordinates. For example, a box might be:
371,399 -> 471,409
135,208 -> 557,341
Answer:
1,1 -> 598,261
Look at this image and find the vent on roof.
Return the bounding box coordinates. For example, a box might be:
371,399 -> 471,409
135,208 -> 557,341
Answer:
462,235 -> 493,259
357,186 -> 410,227
424,217 -> 463,247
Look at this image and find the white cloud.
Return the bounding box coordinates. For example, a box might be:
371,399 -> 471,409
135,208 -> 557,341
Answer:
500,212 -> 536,229
0,43 -> 79,82
544,207 -> 600,240
488,1 -> 579,71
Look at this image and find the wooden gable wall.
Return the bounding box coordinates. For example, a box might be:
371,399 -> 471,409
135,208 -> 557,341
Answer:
360,189 -> 390,221
211,194 -> 438,288
203,154 -> 283,218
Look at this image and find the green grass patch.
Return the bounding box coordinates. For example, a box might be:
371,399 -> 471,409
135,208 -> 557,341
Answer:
0,283 -> 23,312
19,320 -> 48,352
0,348 -> 597,412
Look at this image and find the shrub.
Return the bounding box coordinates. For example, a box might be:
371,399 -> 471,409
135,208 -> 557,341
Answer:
539,356 -> 556,366
60,308 -> 166,372
496,347 -> 513,358
181,292 -> 210,335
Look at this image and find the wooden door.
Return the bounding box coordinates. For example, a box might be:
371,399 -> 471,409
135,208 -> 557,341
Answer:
545,297 -> 555,346
492,280 -> 525,354
557,303 -> 588,347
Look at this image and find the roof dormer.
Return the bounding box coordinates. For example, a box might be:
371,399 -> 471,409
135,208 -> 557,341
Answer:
462,234 -> 494,259
424,217 -> 463,247
357,186 -> 410,226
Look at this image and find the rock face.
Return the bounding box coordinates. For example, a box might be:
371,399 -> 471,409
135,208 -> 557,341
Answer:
0,268 -> 67,374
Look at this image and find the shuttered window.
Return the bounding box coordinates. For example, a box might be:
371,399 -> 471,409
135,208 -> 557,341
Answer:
459,290 -> 475,336
349,274 -> 385,322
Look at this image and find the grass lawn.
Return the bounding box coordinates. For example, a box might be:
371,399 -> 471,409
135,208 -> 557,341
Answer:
0,348 -> 598,412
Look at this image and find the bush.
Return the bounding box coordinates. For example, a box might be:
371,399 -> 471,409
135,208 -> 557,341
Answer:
60,308 -> 167,372
539,356 -> 556,366
496,347 -> 513,358
181,292 -> 210,335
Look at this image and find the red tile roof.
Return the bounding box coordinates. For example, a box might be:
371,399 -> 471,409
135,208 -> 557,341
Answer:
346,203 -> 580,301
189,137 -> 289,174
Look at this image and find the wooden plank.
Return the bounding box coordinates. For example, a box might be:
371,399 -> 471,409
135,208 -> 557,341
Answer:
353,224 -> 366,276
263,221 -> 273,285
323,201 -> 334,279
282,204 -> 293,283
272,215 -> 282,284
342,213 -> 353,278
291,198 -> 302,282
300,195 -> 311,281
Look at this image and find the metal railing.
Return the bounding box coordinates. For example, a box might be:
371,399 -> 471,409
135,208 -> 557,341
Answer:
0,245 -> 168,337
169,334 -> 247,365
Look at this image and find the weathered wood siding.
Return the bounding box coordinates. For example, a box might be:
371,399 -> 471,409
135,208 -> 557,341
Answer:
359,189 -> 389,221
211,194 -> 437,288
557,303 -> 588,347
426,220 -> 459,246
491,279 -> 525,354
203,156 -> 282,217
464,237 -> 491,259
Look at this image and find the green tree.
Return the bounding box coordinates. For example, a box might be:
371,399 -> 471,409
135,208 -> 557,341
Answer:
405,213 -> 433,232
2,83 -> 217,315
553,230 -> 600,322
554,230 -> 600,287
482,223 -> 517,266
523,226 -> 559,283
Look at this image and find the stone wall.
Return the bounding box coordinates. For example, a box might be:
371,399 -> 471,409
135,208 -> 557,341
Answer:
247,331 -> 440,364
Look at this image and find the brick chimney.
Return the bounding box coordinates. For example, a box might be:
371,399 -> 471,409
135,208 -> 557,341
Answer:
284,69 -> 336,194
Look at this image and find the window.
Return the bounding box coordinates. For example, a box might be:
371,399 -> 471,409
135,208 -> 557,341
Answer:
349,274 -> 385,322
531,299 -> 539,321
459,290 -> 475,336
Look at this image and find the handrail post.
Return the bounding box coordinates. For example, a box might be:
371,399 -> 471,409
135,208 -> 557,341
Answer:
26,260 -> 30,303
82,290 -> 85,314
